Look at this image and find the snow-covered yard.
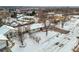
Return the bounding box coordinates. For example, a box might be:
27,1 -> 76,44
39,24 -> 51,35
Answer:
10,15 -> 79,52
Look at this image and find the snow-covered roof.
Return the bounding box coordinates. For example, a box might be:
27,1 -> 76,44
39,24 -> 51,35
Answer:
26,11 -> 33,13
54,14 -> 63,16
73,15 -> 79,17
0,35 -> 8,40
11,21 -> 18,27
18,16 -> 35,21
48,12 -> 55,15
30,23 -> 44,30
0,25 -> 16,35
22,16 -> 34,19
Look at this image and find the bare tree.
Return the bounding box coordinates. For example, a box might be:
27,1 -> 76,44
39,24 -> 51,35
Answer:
17,24 -> 24,45
37,10 -> 48,36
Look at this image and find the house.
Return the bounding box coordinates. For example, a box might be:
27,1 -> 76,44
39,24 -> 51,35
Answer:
47,12 -> 55,17
17,15 -> 35,25
29,23 -> 44,33
0,25 -> 17,51
2,17 -> 17,25
0,25 -> 17,38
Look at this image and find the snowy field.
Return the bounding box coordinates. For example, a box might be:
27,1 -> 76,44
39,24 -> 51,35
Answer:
11,15 -> 79,52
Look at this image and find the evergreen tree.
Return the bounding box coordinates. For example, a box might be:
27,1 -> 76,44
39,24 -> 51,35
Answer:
31,10 -> 36,16
0,18 -> 3,27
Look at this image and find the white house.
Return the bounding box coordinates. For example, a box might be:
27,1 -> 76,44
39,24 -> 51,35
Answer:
0,25 -> 17,51
0,25 -> 16,35
0,25 -> 17,39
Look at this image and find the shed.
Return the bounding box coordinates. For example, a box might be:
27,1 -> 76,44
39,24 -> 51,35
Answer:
29,23 -> 44,33
30,23 -> 44,30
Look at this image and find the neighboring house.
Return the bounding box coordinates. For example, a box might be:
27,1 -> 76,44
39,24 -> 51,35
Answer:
2,17 -> 17,25
0,25 -> 16,35
0,25 -> 17,51
17,15 -> 35,25
0,25 -> 17,41
47,12 -> 55,17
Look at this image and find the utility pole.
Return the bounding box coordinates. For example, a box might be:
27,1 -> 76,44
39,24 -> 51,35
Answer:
45,20 -> 50,36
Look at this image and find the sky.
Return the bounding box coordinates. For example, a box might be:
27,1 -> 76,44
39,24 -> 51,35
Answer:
0,0 -> 79,6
